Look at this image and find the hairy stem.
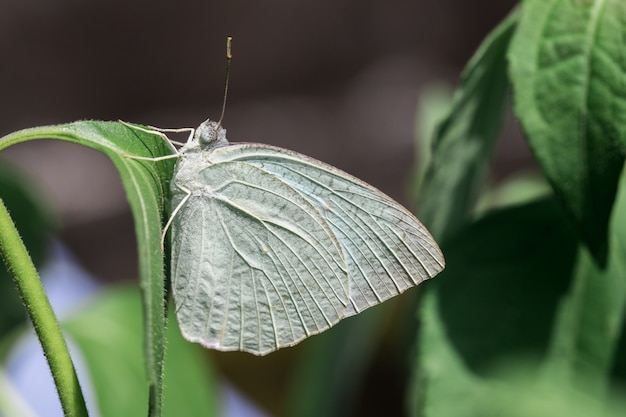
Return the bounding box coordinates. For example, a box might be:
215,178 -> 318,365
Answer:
0,198 -> 89,417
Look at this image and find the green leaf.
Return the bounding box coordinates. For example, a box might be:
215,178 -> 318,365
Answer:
410,8 -> 519,414
544,169 -> 626,397
411,197 -> 578,417
436,198 -> 578,373
0,121 -> 175,415
62,287 -> 219,417
410,83 -> 454,204
411,173 -> 626,417
417,9 -> 518,241
474,172 -> 551,214
509,0 -> 626,266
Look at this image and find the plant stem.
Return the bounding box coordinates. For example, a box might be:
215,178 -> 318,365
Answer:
0,198 -> 89,417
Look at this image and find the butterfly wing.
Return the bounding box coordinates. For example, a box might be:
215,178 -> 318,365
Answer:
171,160 -> 348,355
210,144 -> 445,316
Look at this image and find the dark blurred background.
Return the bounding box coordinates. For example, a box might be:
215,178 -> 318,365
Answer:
0,0 -> 527,415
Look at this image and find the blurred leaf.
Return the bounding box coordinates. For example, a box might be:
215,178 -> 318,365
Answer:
410,8 -> 518,414
410,288 -> 483,417
0,163 -> 55,338
62,287 -> 219,417
0,121 -> 175,415
411,293 -> 625,417
509,0 -> 626,266
412,170 -> 626,417
484,368 -> 626,417
410,83 -> 453,203
437,198 -> 577,373
417,9 -> 517,241
544,169 -> 626,397
474,172 -> 551,214
422,358 -> 626,417
610,305 -> 626,388
412,196 -> 582,417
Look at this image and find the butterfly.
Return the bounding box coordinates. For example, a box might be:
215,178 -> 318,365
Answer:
143,118 -> 446,355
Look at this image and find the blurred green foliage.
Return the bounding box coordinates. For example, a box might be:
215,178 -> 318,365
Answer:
412,1 -> 626,416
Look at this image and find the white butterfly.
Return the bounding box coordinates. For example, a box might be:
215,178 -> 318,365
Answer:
136,118 -> 445,355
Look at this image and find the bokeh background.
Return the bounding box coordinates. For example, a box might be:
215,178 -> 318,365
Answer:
0,1 -> 529,415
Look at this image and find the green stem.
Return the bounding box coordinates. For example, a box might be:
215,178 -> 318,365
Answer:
0,199 -> 89,417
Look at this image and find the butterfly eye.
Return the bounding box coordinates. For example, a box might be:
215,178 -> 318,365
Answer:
194,120 -> 220,146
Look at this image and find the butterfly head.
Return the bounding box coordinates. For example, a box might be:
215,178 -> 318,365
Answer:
194,119 -> 228,149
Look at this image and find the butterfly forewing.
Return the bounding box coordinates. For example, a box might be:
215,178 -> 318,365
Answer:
210,144 -> 446,316
171,160 -> 349,355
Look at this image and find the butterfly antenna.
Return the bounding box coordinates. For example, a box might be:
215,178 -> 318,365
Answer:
217,36 -> 232,127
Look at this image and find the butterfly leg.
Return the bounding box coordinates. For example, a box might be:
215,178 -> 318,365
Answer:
143,126 -> 196,146
115,121 -> 182,161
118,120 -> 190,151
160,183 -> 192,251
